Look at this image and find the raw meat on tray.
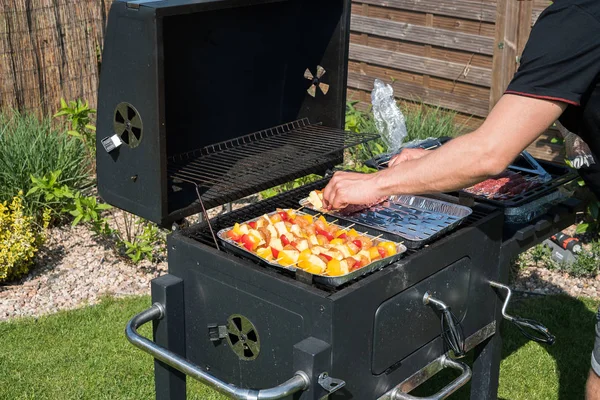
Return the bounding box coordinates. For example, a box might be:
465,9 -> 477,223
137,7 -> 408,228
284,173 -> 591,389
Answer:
464,171 -> 542,199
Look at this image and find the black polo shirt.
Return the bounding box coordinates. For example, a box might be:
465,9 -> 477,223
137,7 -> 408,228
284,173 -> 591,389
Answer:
506,0 -> 600,196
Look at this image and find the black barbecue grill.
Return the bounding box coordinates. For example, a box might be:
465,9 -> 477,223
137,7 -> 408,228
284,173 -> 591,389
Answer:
95,0 -> 580,399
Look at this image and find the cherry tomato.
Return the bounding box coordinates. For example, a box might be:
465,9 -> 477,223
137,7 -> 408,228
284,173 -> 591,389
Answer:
280,234 -> 290,246
248,221 -> 257,229
241,234 -> 256,251
227,230 -> 241,242
320,253 -> 333,262
278,211 -> 289,222
352,240 -> 363,249
316,228 -> 334,241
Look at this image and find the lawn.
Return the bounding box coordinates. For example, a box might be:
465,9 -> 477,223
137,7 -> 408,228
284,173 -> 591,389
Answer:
0,295 -> 597,400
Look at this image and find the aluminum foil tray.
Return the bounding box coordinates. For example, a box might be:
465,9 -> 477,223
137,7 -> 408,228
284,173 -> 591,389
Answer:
217,211 -> 407,288
299,195 -> 472,248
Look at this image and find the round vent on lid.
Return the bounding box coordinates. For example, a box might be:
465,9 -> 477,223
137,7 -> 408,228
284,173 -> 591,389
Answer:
114,102 -> 143,148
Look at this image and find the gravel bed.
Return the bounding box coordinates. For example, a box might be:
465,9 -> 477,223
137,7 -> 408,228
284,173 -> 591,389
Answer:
0,224 -> 167,321
0,199 -> 258,321
513,266 -> 600,299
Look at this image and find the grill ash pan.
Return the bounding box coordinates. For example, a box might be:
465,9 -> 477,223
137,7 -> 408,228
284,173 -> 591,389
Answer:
216,211 -> 407,288
300,195 -> 472,248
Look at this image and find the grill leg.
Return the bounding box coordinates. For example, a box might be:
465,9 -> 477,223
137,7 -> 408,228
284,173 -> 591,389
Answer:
152,275 -> 187,400
470,245 -> 512,400
469,334 -> 502,399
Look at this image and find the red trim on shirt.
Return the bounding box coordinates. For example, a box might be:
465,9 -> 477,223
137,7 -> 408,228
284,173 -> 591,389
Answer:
504,90 -> 580,106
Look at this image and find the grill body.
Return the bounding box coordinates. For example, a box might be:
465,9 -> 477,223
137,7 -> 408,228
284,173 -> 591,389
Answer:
160,182 -> 504,399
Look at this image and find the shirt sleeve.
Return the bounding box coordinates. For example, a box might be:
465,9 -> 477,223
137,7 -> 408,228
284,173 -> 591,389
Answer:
506,4 -> 600,106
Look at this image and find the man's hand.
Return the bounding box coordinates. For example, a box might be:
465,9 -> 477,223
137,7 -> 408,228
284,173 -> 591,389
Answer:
322,171 -> 385,210
388,148 -> 430,168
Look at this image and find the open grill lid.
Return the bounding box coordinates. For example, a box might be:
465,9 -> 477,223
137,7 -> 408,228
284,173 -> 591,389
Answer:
96,0 -> 363,227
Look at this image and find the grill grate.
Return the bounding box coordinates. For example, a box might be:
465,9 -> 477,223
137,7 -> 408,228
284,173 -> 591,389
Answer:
183,178 -> 492,290
168,119 -> 378,211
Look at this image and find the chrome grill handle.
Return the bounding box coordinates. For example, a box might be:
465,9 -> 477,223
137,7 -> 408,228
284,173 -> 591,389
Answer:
125,303 -> 310,400
490,281 -> 556,345
390,355 -> 472,400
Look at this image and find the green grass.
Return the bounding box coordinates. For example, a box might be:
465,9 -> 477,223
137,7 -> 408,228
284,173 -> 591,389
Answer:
0,111 -> 90,217
1,295 -> 597,399
0,296 -> 225,400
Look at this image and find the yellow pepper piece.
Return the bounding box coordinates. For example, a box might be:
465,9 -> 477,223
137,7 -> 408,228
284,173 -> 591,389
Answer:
380,242 -> 397,257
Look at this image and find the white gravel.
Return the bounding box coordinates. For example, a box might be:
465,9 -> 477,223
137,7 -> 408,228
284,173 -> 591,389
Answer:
513,266 -> 600,299
0,224 -> 167,320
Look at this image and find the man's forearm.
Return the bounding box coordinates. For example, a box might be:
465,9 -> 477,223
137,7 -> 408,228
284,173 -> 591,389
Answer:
373,131 -> 505,196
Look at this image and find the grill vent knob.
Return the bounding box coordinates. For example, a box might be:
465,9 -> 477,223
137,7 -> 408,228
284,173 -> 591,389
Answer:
113,102 -> 143,148
225,314 -> 260,361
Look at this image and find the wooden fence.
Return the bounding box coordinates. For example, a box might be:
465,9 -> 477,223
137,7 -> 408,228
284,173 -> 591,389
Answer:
347,0 -> 564,161
0,0 -> 563,161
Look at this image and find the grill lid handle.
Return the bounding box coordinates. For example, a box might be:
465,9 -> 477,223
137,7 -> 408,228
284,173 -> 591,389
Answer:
490,281 -> 556,345
125,303 -> 310,400
387,355 -> 472,400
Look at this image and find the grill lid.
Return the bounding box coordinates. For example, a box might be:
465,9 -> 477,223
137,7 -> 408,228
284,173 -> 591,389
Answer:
166,119 -> 378,224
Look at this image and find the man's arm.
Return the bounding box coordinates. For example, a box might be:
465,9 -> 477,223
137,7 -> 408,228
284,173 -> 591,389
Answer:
322,94 -> 566,210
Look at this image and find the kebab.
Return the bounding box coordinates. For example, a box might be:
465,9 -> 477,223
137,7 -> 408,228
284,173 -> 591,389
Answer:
225,209 -> 399,277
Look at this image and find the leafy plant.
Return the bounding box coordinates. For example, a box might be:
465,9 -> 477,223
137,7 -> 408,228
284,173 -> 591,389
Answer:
0,111 -> 89,217
0,193 -> 49,283
26,170 -> 75,222
68,192 -> 112,227
576,200 -> 600,235
530,244 -> 553,267
260,174 -> 322,200
122,223 -> 162,263
112,212 -> 165,264
344,100 -> 463,167
54,98 -> 97,160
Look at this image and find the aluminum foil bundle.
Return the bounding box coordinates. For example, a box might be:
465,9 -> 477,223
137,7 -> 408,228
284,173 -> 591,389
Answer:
555,120 -> 595,169
371,79 -> 407,152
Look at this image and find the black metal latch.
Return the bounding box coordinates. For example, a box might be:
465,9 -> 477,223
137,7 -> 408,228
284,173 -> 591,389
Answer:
207,324 -> 228,342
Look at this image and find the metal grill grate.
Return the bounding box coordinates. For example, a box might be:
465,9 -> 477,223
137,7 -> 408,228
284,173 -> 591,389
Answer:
167,119 -> 378,210
183,178 -> 493,291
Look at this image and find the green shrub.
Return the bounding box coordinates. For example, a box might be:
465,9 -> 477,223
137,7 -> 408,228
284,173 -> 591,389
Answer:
0,111 -> 90,217
0,194 -> 49,283
345,101 -> 463,165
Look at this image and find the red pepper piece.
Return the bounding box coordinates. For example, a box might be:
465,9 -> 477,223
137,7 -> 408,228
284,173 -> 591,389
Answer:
280,234 -> 290,246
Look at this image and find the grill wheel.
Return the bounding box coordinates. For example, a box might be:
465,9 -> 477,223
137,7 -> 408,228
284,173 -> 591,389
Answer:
226,314 -> 260,361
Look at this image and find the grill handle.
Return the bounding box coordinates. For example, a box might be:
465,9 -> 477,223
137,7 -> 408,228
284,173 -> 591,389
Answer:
126,303 -> 310,400
390,355 -> 472,400
490,281 -> 556,345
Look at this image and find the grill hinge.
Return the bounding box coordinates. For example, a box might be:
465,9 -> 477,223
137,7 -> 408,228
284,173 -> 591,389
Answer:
126,0 -> 154,9
207,324 -> 228,342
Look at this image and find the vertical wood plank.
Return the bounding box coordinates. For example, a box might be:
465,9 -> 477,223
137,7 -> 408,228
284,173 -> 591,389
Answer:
489,0 -> 520,110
